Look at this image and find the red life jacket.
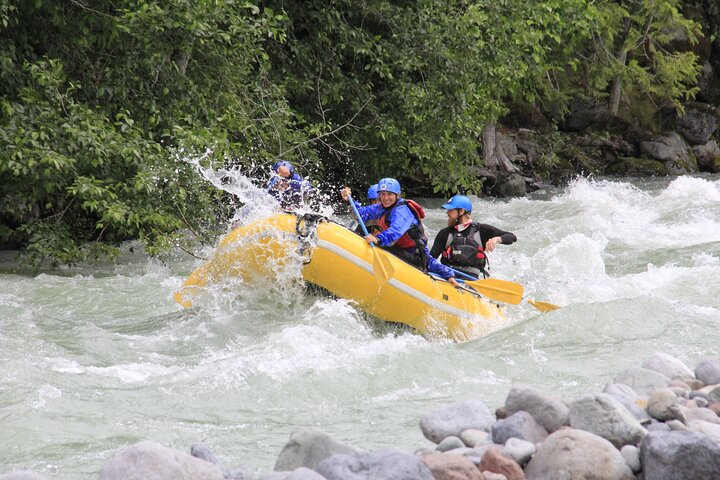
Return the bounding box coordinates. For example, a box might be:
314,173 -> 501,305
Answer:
376,199 -> 427,250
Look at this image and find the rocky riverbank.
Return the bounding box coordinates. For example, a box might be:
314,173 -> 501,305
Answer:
4,352 -> 720,480
467,101 -> 720,199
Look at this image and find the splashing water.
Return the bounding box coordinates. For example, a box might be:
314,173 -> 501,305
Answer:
0,173 -> 719,478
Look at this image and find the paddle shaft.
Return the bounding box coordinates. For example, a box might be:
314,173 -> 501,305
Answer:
347,195 -> 372,240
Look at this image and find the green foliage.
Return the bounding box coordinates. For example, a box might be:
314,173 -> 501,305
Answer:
0,0 -> 712,265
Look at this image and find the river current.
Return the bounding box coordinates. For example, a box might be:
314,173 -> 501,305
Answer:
1,174 -> 718,478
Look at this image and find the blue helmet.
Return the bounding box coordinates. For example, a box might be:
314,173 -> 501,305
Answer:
367,184 -> 379,200
441,195 -> 473,212
377,178 -> 401,195
272,160 -> 294,175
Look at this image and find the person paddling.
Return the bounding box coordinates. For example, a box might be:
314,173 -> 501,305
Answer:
429,195 -> 517,279
341,179 -> 459,286
266,160 -> 311,209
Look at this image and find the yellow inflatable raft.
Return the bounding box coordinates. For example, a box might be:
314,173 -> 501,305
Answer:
174,213 -> 507,340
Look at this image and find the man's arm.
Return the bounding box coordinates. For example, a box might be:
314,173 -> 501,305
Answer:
429,227 -> 451,258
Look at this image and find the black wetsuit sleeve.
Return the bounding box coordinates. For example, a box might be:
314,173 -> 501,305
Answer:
478,224 -> 517,246
429,227 -> 451,258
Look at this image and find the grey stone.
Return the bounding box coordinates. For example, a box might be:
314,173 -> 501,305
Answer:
614,367 -> 671,396
648,388 -> 684,422
482,473 -> 508,480
436,436 -> 465,452
646,421 -> 672,432
687,419 -> 720,443
524,429 -> 634,480
568,393 -> 647,448
676,104 -> 719,145
0,473 -> 48,480
191,443 -> 221,466
505,384 -> 570,433
491,411 -> 549,445
501,437 -> 536,466
683,406 -> 720,424
286,467 -> 327,480
460,429 -> 490,448
640,430 -> 720,480
693,140 -> 720,172
666,419 -> 689,431
639,132 -> 697,174
420,400 -> 495,444
695,356 -> 720,385
316,449 -> 433,480
493,173 -> 527,198
274,428 -> 356,471
642,352 -> 694,380
620,445 -> 641,473
98,440 -> 225,480
603,383 -> 651,421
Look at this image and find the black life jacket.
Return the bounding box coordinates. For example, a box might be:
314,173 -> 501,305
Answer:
441,223 -> 489,278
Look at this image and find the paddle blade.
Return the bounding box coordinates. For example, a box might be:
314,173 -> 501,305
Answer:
372,248 -> 394,285
528,299 -> 560,312
464,278 -> 523,305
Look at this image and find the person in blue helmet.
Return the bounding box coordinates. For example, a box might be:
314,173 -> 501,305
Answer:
266,160 -> 311,209
429,195 -> 516,279
341,179 -> 459,285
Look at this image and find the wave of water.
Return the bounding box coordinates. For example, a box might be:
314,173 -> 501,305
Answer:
0,173 -> 719,478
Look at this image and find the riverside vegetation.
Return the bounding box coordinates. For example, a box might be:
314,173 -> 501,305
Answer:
4,352 -> 720,479
1,0 -> 720,266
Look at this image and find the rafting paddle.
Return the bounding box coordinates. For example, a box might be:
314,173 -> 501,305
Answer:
449,267 -> 559,311
347,194 -> 394,284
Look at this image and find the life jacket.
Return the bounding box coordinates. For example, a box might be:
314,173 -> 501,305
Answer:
441,222 -> 489,278
376,199 -> 429,271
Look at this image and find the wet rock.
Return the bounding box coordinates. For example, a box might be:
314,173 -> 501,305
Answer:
492,173 -> 527,198
669,379 -> 692,393
642,352 -> 694,380
98,440 -> 224,480
316,449 -> 433,480
501,438 -> 536,466
640,430 -> 720,480
524,429 -> 634,480
692,140 -> 720,172
0,473 -> 48,480
666,419 -> 689,431
420,400 -> 495,444
695,356 -> 720,385
421,453 -> 485,480
614,367 -> 671,396
478,447 -> 525,480
675,103 -> 719,145
709,402 -> 720,415
491,411 -> 548,445
191,443 -> 221,466
639,132 -> 697,174
495,407 -> 507,420
505,384 -> 569,433
620,445 -> 641,473
461,429 -> 490,448
648,388 -> 684,422
437,436 -> 466,452
274,428 -> 357,471
286,467 -> 327,480
568,393 -> 647,448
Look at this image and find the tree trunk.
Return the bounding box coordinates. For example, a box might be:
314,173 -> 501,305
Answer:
482,121 -> 519,173
609,20 -> 631,116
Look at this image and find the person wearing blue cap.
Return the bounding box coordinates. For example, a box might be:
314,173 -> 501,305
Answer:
366,184 -> 380,205
429,195 -> 516,279
266,160 -> 311,209
341,179 -> 458,285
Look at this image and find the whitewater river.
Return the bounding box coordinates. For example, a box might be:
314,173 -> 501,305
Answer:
1,175 -> 719,478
